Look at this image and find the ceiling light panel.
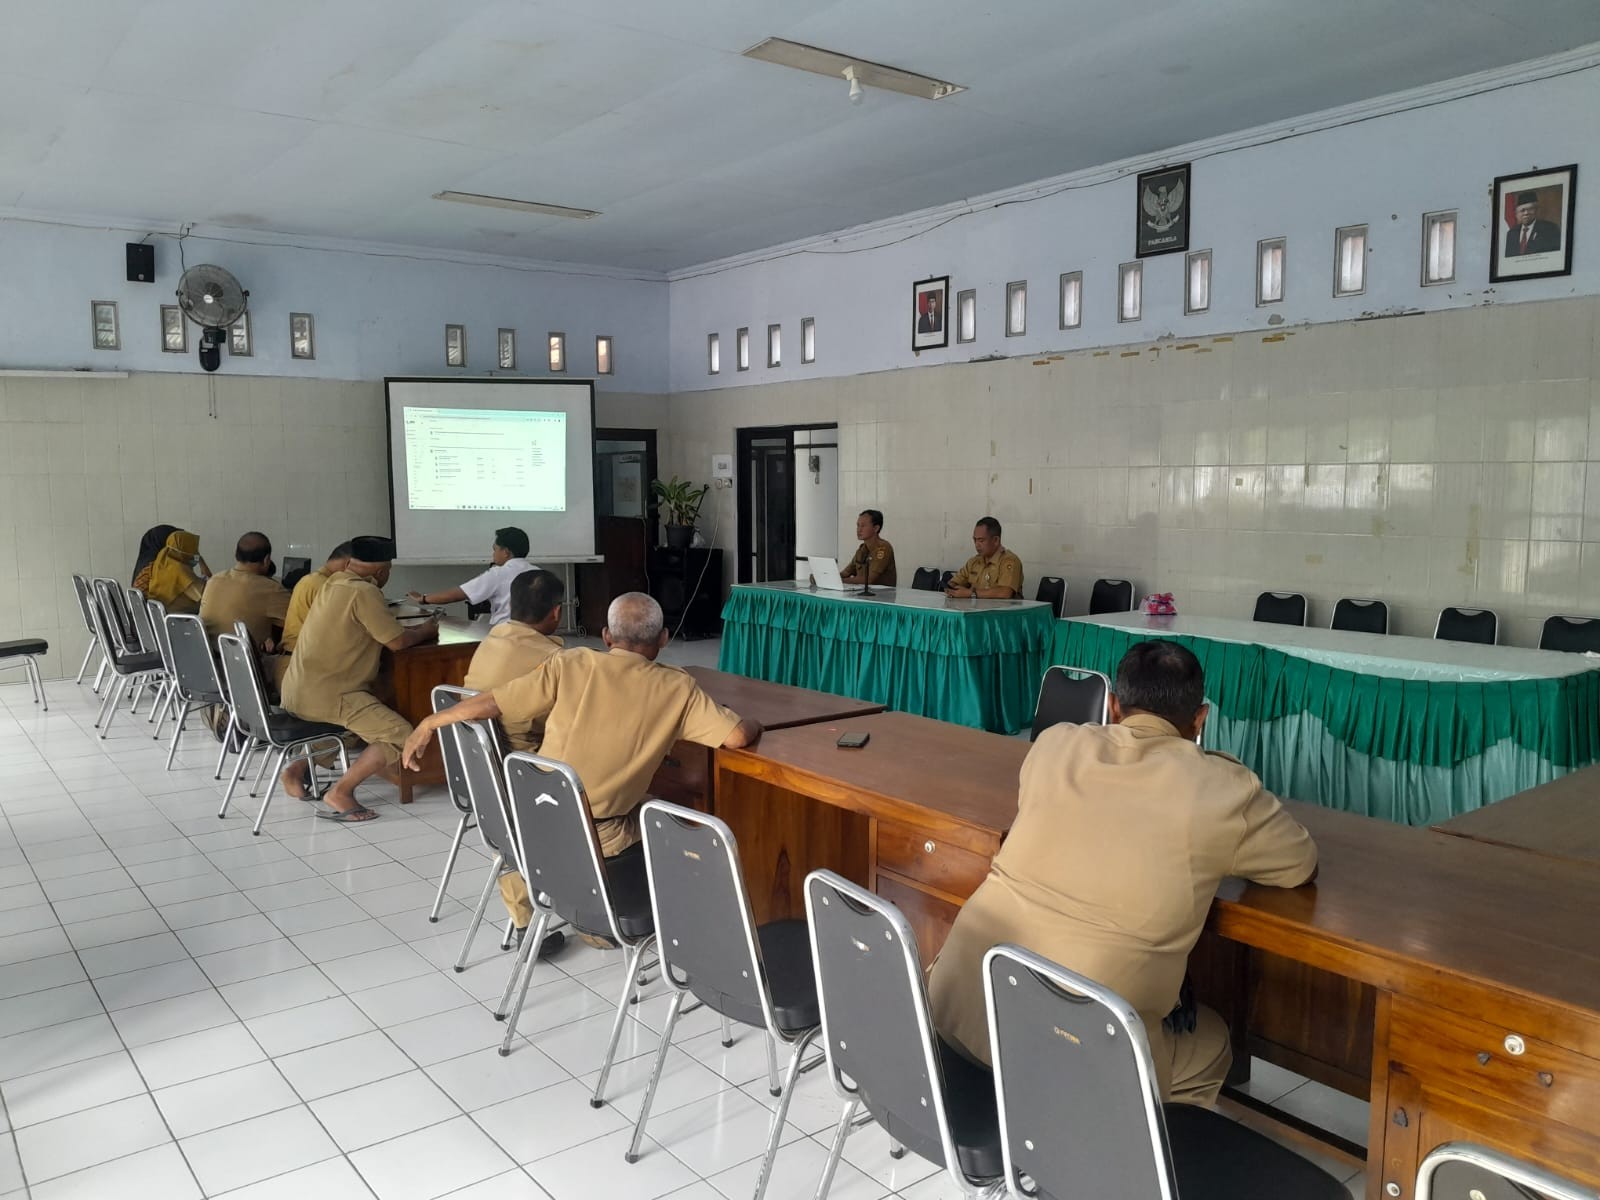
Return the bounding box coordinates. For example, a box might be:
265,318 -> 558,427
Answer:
742,38 -> 965,101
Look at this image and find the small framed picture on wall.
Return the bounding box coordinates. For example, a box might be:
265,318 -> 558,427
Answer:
912,275 -> 949,351
1490,164 -> 1577,282
1136,163 -> 1190,258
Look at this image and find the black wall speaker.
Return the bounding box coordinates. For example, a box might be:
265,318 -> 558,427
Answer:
125,242 -> 155,283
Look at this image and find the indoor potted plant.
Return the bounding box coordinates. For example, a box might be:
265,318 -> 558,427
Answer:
651,476 -> 711,549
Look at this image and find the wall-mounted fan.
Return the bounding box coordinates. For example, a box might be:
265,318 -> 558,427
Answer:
175,265 -> 248,372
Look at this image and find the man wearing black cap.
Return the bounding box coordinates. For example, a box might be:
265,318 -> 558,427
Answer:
406,526 -> 538,627
280,535 -> 438,822
1505,191 -> 1560,257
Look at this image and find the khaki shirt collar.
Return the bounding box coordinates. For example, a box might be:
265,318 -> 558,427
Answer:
1118,712 -> 1184,739
495,622 -> 563,649
982,546 -> 1007,566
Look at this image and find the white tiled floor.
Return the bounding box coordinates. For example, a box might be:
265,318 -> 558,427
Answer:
0,655 -> 1364,1198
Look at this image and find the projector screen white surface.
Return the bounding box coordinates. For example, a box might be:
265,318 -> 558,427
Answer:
386,378 -> 596,561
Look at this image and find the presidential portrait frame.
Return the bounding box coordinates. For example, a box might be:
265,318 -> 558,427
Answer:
1490,164 -> 1577,283
912,275 -> 950,351
1135,163 -> 1190,258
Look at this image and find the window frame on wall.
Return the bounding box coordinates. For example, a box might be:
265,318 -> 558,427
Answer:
767,323 -> 781,367
1256,237 -> 1286,306
708,332 -> 721,375
1333,225 -> 1368,298
1058,272 -> 1082,330
290,312 -> 315,360
229,313 -> 253,357
1422,210 -> 1457,286
497,328 -> 516,369
161,305 -> 187,353
548,332 -> 565,372
1184,250 -> 1211,315
90,301 -> 120,351
800,317 -> 815,364
956,288 -> 977,342
444,323 -> 466,368
736,327 -> 750,371
1005,280 -> 1027,337
1117,261 -> 1142,323
596,334 -> 614,375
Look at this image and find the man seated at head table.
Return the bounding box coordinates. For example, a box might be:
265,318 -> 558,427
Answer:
944,516 -> 1024,599
279,536 -> 439,823
927,640 -> 1319,1106
199,531 -> 290,661
280,541 -> 353,654
840,509 -> 897,587
406,525 -> 537,626
403,592 -> 763,950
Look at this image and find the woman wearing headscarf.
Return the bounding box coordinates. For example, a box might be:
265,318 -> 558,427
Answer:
132,524 -> 180,585
137,529 -> 209,614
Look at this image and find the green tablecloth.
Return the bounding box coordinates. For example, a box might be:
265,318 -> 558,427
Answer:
719,585 -> 1055,733
1052,618 -> 1600,824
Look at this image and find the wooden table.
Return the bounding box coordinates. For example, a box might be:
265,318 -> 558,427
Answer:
387,617 -> 485,803
647,667 -> 885,813
714,710 -> 1023,961
1432,766 -> 1600,866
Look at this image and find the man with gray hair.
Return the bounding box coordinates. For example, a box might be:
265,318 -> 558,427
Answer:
403,593 -> 761,940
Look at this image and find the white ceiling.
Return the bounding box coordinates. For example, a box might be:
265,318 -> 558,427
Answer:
4,0 -> 1598,273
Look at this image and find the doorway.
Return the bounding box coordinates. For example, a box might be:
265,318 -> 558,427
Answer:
581,427 -> 659,629
735,423 -> 837,584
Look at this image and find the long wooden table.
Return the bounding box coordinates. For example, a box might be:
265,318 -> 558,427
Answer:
1432,765 -> 1600,867
388,618 -> 484,803
708,720 -> 1600,1200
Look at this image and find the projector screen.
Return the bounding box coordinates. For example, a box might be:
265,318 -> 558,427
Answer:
385,378 -> 596,561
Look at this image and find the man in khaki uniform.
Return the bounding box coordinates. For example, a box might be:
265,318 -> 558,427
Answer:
928,640 -> 1318,1105
280,536 -> 438,822
199,532 -> 290,649
280,541 -> 352,653
840,509 -> 897,587
403,592 -> 763,942
945,516 -> 1024,598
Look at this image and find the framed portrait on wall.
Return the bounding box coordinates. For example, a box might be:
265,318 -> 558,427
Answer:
1490,164 -> 1577,282
1136,163 -> 1190,258
912,275 -> 950,351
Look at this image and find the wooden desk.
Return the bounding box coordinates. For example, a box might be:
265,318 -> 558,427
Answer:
647,668 -> 885,812
714,710 -> 1023,960
387,618 -> 485,803
1432,767 -> 1600,867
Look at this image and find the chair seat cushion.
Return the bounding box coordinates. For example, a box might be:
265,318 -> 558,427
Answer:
603,844 -> 655,940
756,920 -> 819,1034
1164,1103 -> 1347,1200
113,651 -> 164,673
264,713 -> 346,747
0,639 -> 48,658
937,1037 -> 1004,1182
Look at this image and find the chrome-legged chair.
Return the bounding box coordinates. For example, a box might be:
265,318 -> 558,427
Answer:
162,612 -> 233,774
86,583 -> 163,739
70,574 -> 105,689
1415,1142 -> 1592,1200
0,640 -> 49,710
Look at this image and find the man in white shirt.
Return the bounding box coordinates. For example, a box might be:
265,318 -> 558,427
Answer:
406,526 -> 537,626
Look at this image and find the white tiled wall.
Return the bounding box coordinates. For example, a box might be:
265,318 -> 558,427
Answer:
664,296 -> 1600,647
0,374 -> 668,678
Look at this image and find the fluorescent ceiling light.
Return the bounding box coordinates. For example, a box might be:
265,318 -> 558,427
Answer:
742,38 -> 965,101
432,191 -> 599,219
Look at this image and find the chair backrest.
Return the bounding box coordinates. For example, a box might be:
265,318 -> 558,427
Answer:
938,569 -> 955,591
1331,597 -> 1388,635
1436,606 -> 1497,645
502,750 -> 628,942
216,634 -> 274,743
1089,578 -> 1135,615
1253,591 -> 1307,626
127,589 -> 162,662
911,566 -> 941,592
165,614 -> 226,704
432,689 -> 515,863
92,578 -> 140,653
1035,576 -> 1067,618
1030,666 -> 1110,741
804,869 -> 965,1186
640,799 -> 780,1033
1539,614 -> 1600,654
984,943 -> 1177,1200
1415,1142 -> 1594,1200
85,582 -> 138,670
145,599 -> 177,676
71,574 -> 97,633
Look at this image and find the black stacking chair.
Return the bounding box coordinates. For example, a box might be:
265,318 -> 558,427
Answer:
1539,614 -> 1600,653
1035,576 -> 1067,618
86,581 -> 163,738
628,801 -> 820,1196
1089,578 -> 1136,614
1252,591 -> 1308,626
911,566 -> 942,592
429,686 -> 516,962
498,747 -> 656,1099
1416,1142 -> 1591,1200
1030,666 -> 1110,741
983,943 -> 1347,1200
804,870 -> 1003,1200
939,570 -> 956,591
93,576 -> 143,652
1331,597 -> 1389,635
163,613 -> 235,779
0,638 -> 48,711
126,588 -> 173,727
214,634 -> 347,835
71,574 -> 105,689
1435,606 -> 1497,645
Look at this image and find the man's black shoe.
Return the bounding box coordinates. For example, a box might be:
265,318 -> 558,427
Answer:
513,927 -> 566,959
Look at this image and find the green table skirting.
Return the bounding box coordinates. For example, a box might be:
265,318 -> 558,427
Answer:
719,588 -> 1056,734
1052,620 -> 1600,824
